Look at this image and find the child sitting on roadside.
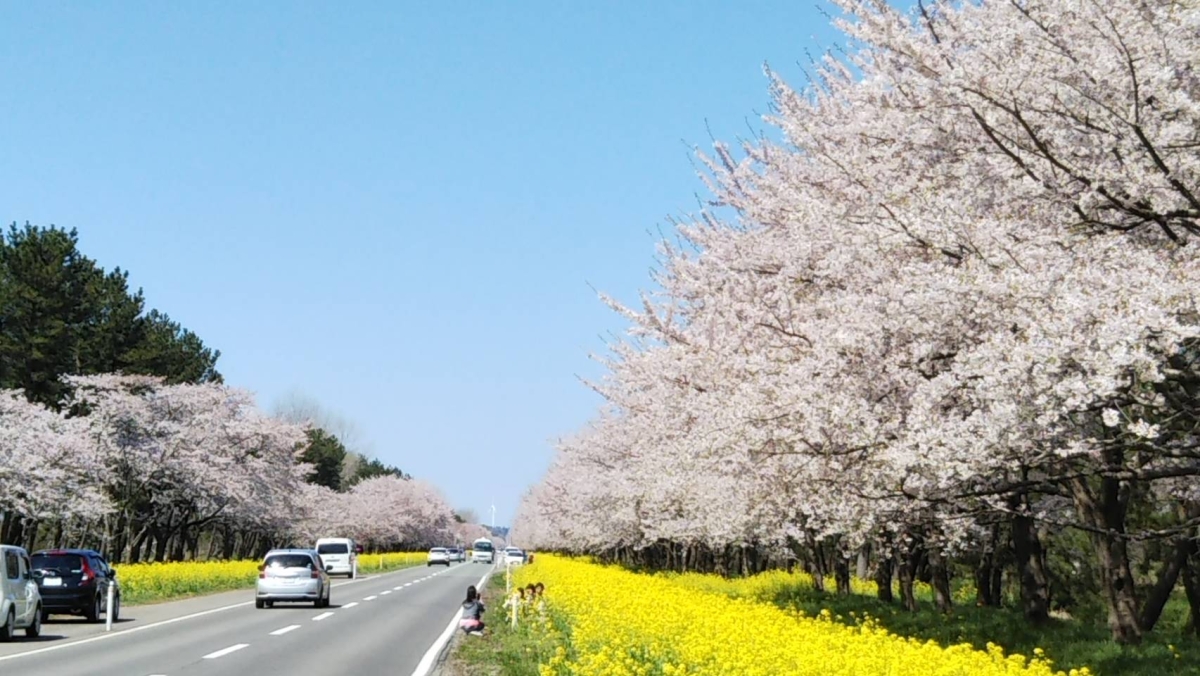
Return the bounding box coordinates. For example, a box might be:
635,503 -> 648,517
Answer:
459,585 -> 486,635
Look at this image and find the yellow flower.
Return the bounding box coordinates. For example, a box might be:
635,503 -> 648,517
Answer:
514,555 -> 1093,676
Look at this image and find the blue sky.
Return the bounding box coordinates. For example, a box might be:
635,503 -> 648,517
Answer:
0,1 -> 849,528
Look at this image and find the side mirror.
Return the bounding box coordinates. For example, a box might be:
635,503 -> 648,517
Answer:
325,564 -> 334,573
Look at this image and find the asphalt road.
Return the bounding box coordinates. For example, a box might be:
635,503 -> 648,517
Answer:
0,560 -> 492,675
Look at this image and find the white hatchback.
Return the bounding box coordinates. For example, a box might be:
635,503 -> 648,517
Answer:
1,544 -> 43,640
427,548 -> 451,566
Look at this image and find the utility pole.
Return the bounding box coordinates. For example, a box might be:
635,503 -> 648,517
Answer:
490,503 -> 496,531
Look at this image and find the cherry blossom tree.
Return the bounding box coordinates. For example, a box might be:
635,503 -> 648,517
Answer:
516,0 -> 1200,644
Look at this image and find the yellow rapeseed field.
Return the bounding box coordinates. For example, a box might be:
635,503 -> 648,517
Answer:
514,555 -> 1092,676
115,559 -> 260,604
114,551 -> 424,605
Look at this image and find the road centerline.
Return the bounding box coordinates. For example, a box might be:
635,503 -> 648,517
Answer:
202,644 -> 249,659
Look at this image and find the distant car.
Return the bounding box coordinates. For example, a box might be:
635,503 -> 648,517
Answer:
502,547 -> 526,566
30,548 -> 119,623
1,544 -> 42,640
256,549 -> 330,609
448,547 -> 465,563
427,548 -> 451,566
315,537 -> 358,578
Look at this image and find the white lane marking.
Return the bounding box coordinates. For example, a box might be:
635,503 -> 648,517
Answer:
381,590 -> 392,595
343,602 -> 359,608
404,582 -> 413,587
0,568 -> 395,664
312,612 -> 335,621
364,595 -> 378,601
410,569 -> 491,676
270,625 -> 301,636
203,644 -> 249,659
394,585 -> 404,590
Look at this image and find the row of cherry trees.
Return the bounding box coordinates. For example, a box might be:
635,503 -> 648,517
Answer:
0,374 -> 458,562
513,0 -> 1200,644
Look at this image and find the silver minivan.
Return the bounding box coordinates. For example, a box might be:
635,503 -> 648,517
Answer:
1,544 -> 43,640
255,549 -> 331,609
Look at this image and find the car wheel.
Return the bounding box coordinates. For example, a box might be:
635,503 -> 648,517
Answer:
1,609 -> 13,642
265,600 -> 274,608
111,595 -> 120,623
255,599 -> 265,609
85,595 -> 100,623
25,606 -> 41,638
40,608 -> 50,624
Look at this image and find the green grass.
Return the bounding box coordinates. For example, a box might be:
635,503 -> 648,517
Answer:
440,575 -> 564,676
767,585 -> 1199,676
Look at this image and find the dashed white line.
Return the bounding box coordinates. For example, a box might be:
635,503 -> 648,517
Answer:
343,602 -> 359,608
203,644 -> 249,659
381,590 -> 392,595
312,612 -> 335,621
364,595 -> 378,601
394,585 -> 404,590
404,582 -> 412,587
270,625 -> 301,636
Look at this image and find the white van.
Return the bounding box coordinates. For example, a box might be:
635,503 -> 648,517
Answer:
470,538 -> 494,564
1,544 -> 42,640
315,538 -> 358,578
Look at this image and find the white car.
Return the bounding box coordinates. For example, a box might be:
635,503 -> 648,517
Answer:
502,547 -> 526,566
427,547 -> 451,566
1,544 -> 43,640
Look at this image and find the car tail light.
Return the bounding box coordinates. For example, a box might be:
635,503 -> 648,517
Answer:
79,557 -> 95,586
311,569 -> 320,579
259,564 -> 267,579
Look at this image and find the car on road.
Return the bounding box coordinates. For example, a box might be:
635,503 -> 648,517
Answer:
427,547 -> 451,566
502,547 -> 526,566
256,549 -> 331,609
315,537 -> 358,578
470,538 -> 495,564
1,544 -> 42,640
448,547 -> 465,563
30,548 -> 119,624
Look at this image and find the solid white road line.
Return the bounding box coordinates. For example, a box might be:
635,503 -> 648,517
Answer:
364,595 -> 378,601
312,612 -> 335,622
270,625 -> 301,636
343,602 -> 359,608
202,644 -> 249,659
409,569 -> 491,676
0,566 -> 397,663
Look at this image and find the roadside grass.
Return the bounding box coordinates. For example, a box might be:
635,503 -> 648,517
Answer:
439,574 -> 564,676
116,552 -> 424,605
766,584 -> 1199,676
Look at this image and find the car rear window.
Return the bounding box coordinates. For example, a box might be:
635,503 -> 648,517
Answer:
317,543 -> 349,554
31,554 -> 85,575
265,554 -> 315,569
430,548 -> 446,553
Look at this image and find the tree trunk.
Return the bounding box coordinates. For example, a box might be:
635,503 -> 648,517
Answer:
1009,496 -> 1051,623
835,555 -> 852,596
1183,552 -> 1200,637
856,545 -> 870,580
1141,536 -> 1192,632
874,555 -> 894,603
928,547 -> 954,613
1068,472 -> 1142,644
896,550 -> 918,612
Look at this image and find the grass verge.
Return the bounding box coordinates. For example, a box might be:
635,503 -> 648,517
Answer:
438,574 -> 564,676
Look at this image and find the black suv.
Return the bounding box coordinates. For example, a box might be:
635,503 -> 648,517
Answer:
30,549 -> 120,623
